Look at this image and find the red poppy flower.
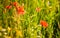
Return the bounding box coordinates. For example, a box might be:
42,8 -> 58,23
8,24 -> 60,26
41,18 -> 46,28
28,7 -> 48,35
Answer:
16,6 -> 24,15
36,7 -> 40,12
5,5 -> 12,9
13,2 -> 17,6
40,20 -> 48,28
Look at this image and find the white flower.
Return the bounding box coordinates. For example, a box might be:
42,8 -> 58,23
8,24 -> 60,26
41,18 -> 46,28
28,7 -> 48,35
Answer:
4,32 -> 7,35
1,29 -> 6,31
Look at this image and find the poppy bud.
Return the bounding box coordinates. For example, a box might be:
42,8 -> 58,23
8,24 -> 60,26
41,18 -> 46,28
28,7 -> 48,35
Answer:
5,5 -> 12,9
36,7 -> 40,12
13,2 -> 18,7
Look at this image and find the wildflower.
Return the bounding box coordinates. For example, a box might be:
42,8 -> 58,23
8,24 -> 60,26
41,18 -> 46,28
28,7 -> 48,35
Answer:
1,29 -> 6,31
5,5 -> 12,9
36,7 -> 40,12
8,27 -> 11,31
16,6 -> 24,15
16,30 -> 22,37
13,2 -> 18,7
40,20 -> 48,28
4,32 -> 7,35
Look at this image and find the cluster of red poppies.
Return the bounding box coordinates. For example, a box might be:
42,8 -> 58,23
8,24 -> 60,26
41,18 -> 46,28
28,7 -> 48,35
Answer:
5,2 -> 48,28
5,2 -> 24,15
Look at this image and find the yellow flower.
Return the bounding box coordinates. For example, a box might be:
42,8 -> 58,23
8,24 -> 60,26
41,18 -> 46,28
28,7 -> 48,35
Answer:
8,36 -> 12,38
16,30 -> 23,37
1,29 -> 6,32
8,27 -> 11,31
